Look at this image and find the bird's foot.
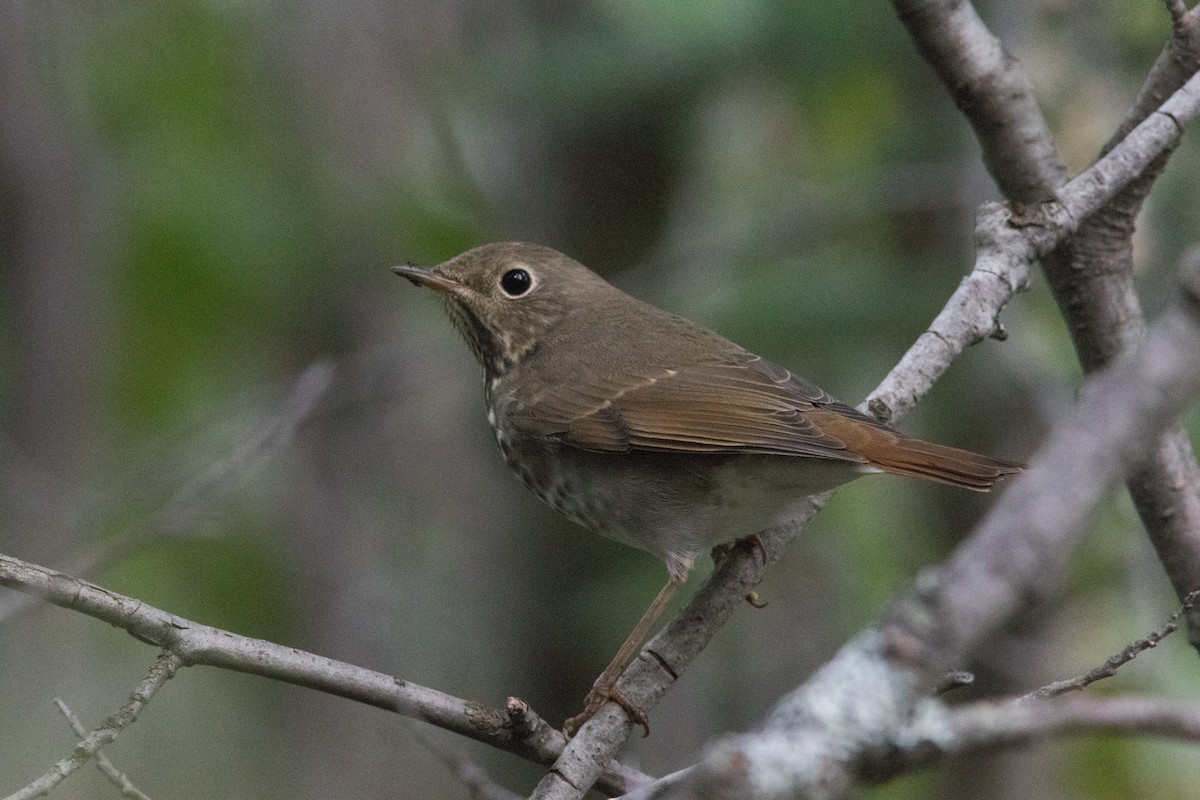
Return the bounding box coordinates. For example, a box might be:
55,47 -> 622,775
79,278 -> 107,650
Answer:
710,533 -> 768,566
563,682 -> 650,739
710,534 -> 769,608
742,532 -> 768,565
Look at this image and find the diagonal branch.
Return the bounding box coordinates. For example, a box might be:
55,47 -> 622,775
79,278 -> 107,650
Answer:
3,652 -> 180,800
886,245 -> 1200,686
527,66 -> 1200,800
896,0 -> 1200,650
1021,591 -> 1198,702
1079,4 -> 1200,648
620,698 -> 1200,800
891,0 -> 1068,198
645,243 -> 1200,800
1084,36 -> 1200,648
0,553 -> 649,798
54,698 -> 155,800
618,595 -> 1200,799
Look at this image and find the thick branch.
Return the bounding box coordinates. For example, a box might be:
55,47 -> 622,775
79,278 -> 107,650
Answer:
868,64 -> 1200,419
887,250 -> 1200,680
654,250 -> 1200,800
0,554 -> 647,797
898,0 -> 1200,650
621,600 -> 1195,799
896,695 -> 1200,767
1055,6 -> 1200,645
620,690 -> 1200,797
529,69 -> 1200,800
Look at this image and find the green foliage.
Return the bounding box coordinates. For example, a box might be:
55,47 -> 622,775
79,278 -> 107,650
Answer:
103,533 -> 296,641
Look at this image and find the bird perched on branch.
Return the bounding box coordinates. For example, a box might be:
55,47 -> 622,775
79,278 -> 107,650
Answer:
394,242 -> 1021,736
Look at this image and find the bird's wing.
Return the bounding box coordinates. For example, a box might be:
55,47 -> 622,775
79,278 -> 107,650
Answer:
505,350 -> 868,462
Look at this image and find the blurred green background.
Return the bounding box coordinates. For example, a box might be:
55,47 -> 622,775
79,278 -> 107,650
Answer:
2,2 -> 1199,798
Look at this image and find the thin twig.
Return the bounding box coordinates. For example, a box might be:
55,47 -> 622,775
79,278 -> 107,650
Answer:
3,653 -> 180,800
934,671 -> 975,697
1021,591 -> 1200,701
54,699 -> 154,800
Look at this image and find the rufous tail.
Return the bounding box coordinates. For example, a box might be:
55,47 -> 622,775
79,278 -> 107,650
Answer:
809,408 -> 1023,492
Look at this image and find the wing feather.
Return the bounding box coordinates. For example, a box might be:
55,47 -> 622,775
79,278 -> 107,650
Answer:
505,350 -> 864,462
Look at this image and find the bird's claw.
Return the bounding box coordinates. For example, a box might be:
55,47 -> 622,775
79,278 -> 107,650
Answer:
563,684 -> 650,739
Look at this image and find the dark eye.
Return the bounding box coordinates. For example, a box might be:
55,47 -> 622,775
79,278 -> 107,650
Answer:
500,268 -> 532,296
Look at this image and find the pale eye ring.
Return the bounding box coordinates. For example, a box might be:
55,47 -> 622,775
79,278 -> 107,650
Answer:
500,268 -> 533,297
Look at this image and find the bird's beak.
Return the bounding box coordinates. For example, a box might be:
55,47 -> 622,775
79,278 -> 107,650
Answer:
391,264 -> 462,294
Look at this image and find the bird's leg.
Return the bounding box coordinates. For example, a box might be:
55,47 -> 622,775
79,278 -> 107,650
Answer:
710,533 -> 769,608
563,575 -> 682,738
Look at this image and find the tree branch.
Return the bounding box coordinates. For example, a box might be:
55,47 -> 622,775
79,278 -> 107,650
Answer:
620,698 -> 1200,799
3,653 -> 179,800
896,0 -> 1200,652
621,690 -> 1200,798
651,226 -> 1200,800
53,699 -> 154,800
0,553 -> 647,797
527,67 -> 1200,800
1067,0 -> 1200,654
621,603 -> 1200,800
891,0 -> 1067,198
1021,591 -> 1197,701
889,694 -> 1200,771
887,244 -> 1200,684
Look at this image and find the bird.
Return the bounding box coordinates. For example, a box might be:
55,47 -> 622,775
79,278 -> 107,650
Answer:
392,241 -> 1021,736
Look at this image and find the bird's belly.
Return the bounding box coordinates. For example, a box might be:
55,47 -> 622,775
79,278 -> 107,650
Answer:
493,425 -> 870,568
703,456 -> 874,536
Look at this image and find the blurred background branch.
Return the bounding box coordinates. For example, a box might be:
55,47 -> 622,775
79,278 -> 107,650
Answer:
0,360 -> 333,627
53,698 -> 154,800
4,653 -> 180,800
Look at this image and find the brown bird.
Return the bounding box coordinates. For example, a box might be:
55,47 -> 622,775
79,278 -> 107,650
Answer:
393,242 -> 1021,736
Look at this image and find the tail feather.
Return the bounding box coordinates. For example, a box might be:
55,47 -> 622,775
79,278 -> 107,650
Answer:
807,408 -> 1023,492
864,437 -> 1023,491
